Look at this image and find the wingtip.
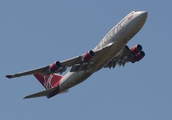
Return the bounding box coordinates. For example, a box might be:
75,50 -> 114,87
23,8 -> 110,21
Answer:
23,95 -> 31,99
6,75 -> 13,79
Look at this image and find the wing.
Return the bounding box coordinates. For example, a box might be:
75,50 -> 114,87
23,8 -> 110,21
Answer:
6,45 -> 111,79
6,66 -> 49,78
61,44 -> 111,67
104,44 -> 145,68
61,46 -> 110,72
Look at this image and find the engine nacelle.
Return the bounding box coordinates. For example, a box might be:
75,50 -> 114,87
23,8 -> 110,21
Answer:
49,61 -> 61,73
134,51 -> 145,62
125,45 -> 130,51
131,44 -> 142,55
82,50 -> 94,62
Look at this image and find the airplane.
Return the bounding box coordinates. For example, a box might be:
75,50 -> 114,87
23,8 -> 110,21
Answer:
6,10 -> 148,99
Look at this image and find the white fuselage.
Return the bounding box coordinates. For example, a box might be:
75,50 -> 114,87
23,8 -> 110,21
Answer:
59,11 -> 148,92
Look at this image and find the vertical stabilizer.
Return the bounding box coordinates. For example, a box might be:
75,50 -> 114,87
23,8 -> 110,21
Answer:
34,73 -> 63,89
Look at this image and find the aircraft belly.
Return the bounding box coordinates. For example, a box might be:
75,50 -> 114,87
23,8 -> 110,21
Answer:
93,43 -> 125,71
59,71 -> 92,92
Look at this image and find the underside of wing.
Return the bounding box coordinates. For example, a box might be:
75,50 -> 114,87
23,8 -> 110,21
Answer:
60,45 -> 111,72
104,44 -> 145,68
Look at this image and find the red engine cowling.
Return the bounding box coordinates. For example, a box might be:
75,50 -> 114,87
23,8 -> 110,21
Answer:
49,61 -> 61,73
134,51 -> 145,62
82,50 -> 94,62
131,44 -> 142,55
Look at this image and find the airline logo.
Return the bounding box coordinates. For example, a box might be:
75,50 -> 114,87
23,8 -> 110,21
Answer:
44,74 -> 53,89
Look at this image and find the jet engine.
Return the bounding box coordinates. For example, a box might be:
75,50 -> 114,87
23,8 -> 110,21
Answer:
49,61 -> 61,73
134,51 -> 145,61
82,50 -> 94,62
130,44 -> 142,55
130,44 -> 145,62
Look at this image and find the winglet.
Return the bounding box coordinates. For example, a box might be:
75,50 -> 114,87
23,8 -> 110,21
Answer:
6,75 -> 13,79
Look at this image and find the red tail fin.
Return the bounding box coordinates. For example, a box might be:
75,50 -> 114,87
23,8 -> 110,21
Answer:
34,73 -> 63,89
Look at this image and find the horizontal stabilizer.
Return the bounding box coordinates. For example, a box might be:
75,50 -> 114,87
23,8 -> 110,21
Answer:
24,87 -> 57,99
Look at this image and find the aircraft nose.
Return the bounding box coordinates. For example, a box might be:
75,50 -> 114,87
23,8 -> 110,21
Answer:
134,11 -> 148,25
137,11 -> 148,20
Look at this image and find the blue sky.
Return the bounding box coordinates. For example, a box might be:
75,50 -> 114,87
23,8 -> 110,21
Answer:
1,0 -> 172,120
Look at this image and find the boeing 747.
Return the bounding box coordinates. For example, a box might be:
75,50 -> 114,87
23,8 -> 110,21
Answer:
6,11 -> 148,99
